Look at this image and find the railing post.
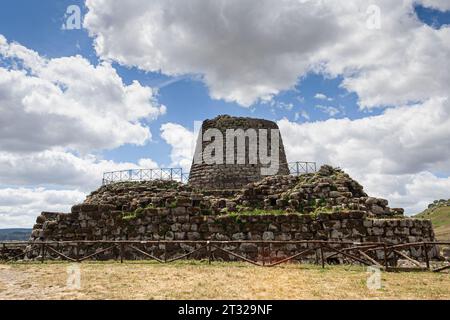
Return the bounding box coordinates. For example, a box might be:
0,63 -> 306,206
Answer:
269,243 -> 272,264
164,243 -> 167,263
314,245 -> 319,265
320,244 -> 325,268
120,243 -> 124,263
41,243 -> 46,263
1,243 -> 6,261
423,243 -> 430,270
383,243 -> 388,270
75,242 -> 80,262
207,241 -> 212,265
262,243 -> 265,266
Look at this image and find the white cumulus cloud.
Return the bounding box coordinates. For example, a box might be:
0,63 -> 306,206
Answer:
84,0 -> 450,108
419,0 -> 450,11
0,151 -> 161,228
0,34 -> 165,153
160,123 -> 195,171
0,188 -> 86,228
278,97 -> 450,214
0,150 -> 160,191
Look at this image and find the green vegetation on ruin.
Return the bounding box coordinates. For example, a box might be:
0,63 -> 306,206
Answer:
121,207 -> 145,221
229,209 -> 288,217
167,200 -> 178,208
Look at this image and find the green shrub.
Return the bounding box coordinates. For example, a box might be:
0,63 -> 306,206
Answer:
168,200 -> 178,208
121,207 -> 145,220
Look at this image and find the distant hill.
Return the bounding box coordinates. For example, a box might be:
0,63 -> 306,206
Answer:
416,199 -> 450,241
0,229 -> 32,241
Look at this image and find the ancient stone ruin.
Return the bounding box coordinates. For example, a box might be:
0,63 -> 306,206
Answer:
188,115 -> 290,190
24,115 -> 438,263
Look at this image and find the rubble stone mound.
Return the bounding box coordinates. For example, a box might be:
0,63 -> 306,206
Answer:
83,180 -> 193,211
235,165 -> 405,217
79,165 -> 403,219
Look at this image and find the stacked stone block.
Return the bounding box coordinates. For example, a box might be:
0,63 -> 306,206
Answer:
28,202 -> 437,262
188,115 -> 290,190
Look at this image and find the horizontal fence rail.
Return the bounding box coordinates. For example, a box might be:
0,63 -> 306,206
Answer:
102,161 -> 317,185
1,240 -> 448,272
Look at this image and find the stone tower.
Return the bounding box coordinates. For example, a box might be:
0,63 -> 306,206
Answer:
188,115 -> 290,190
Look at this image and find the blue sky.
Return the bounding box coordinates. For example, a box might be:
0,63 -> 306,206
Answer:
1,1 -> 450,227
0,0 -> 386,166
1,1 -> 448,166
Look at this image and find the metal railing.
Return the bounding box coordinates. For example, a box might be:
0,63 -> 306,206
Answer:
102,168 -> 187,185
288,161 -> 317,176
1,240 -> 448,272
102,161 -> 317,185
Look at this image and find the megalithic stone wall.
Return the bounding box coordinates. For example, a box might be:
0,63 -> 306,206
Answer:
26,205 -> 438,263
188,115 -> 290,190
19,165 -> 440,263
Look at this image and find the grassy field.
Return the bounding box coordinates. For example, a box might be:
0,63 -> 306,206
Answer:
416,206 -> 450,241
0,261 -> 449,300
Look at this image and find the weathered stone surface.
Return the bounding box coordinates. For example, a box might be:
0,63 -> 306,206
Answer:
188,115 -> 290,190
239,243 -> 258,253
22,147 -> 438,263
36,215 -> 46,224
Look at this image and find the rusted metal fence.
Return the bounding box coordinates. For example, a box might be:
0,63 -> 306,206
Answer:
102,161 -> 317,185
1,240 -> 448,272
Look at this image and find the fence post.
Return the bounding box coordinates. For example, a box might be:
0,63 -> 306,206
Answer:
423,243 -> 430,270
41,243 -> 46,263
75,243 -> 80,262
164,243 -> 167,263
320,244 -> 325,268
120,243 -> 124,263
383,243 -> 388,269
2,243 -> 6,261
269,243 -> 272,264
262,243 -> 265,266
207,241 -> 212,265
314,246 -> 319,265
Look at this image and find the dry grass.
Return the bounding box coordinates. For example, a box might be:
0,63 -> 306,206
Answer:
416,206 -> 450,241
0,261 -> 449,300
435,225 -> 450,242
